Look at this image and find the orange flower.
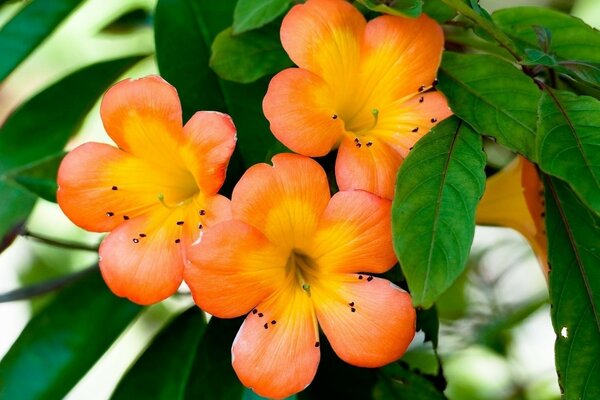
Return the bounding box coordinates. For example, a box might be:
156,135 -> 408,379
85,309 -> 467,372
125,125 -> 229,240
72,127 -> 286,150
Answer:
57,76 -> 236,305
184,153 -> 416,399
263,0 -> 452,199
476,156 -> 548,277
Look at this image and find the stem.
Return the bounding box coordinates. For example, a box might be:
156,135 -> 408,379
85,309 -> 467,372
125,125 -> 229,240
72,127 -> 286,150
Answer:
441,0 -> 522,62
21,229 -> 99,252
0,265 -> 98,303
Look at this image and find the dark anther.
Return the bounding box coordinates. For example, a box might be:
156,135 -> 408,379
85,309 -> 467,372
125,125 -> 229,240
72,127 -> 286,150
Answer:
263,323 -> 269,330
358,275 -> 363,280
430,117 -> 437,123
176,221 -> 184,225
199,210 -> 206,216
271,320 -> 277,325
419,96 -> 424,103
132,238 -> 139,243
409,146 -> 414,151
411,127 -> 419,133
418,85 -> 426,92
175,239 -> 181,244
106,212 -> 114,217
123,215 -> 130,220
258,313 -> 264,317
111,186 -> 118,191
432,78 -> 439,86
252,309 -> 258,314
349,302 -> 355,307
354,137 -> 359,144
351,307 -> 356,312
198,224 -> 203,230
366,142 -> 373,147
356,143 -> 362,148
315,341 -> 320,348
332,114 -> 338,120
367,276 -> 373,282
139,233 -> 146,238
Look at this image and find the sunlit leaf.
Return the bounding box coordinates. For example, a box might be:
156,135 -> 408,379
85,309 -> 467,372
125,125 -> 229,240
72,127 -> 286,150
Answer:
392,117 -> 486,308
0,0 -> 85,81
356,0 -> 423,18
232,0 -> 291,34
537,90 -> 600,214
438,52 -> 541,160
545,177 -> 600,399
0,270 -> 141,400
111,308 -> 207,399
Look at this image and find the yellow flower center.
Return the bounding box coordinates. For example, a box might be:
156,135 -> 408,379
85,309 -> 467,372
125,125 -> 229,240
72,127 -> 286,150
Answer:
285,250 -> 320,296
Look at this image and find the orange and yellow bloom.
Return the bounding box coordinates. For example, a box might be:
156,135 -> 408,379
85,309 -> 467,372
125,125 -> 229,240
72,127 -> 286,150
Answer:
185,154 -> 416,399
57,76 -> 236,305
476,156 -> 548,276
263,0 -> 452,199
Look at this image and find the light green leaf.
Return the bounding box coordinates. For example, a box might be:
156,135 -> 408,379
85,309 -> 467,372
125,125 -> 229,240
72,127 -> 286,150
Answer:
357,0 -> 423,18
392,117 -> 486,308
545,177 -> 600,400
0,271 -> 141,400
438,52 -> 541,159
537,90 -> 600,214
210,25 -> 292,84
0,0 -> 85,81
423,0 -> 456,23
233,0 -> 291,34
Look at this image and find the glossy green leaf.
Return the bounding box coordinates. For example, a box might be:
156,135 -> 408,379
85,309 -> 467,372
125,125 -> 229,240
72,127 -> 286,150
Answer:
232,0 -> 291,34
392,117 -> 486,308
438,52 -> 541,159
100,8 -> 152,34
493,7 -> 600,63
423,0 -> 456,23
185,317 -> 246,400
0,270 -> 141,400
6,152 -> 65,203
545,177 -> 600,399
557,61 -> 600,89
357,0 -> 423,18
537,90 -> 600,214
373,363 -> 447,400
0,0 -> 85,81
0,56 -> 143,246
211,24 -> 292,84
111,308 -> 207,399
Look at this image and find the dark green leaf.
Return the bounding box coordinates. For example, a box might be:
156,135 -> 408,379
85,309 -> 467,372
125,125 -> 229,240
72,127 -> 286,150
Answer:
522,48 -> 557,67
0,0 -> 85,81
545,177 -> 600,399
112,308 -> 207,400
0,270 -> 141,400
422,0 -> 456,23
233,0 -> 291,34
356,0 -> 423,18
493,7 -> 600,63
392,117 -> 486,308
417,306 -> 439,348
210,24 -> 292,84
99,8 -> 152,34
557,61 -> 600,90
537,90 -> 600,214
243,389 -> 296,400
438,52 -> 541,159
6,152 -> 65,203
185,317 -> 245,400
373,363 -> 447,400
0,56 -> 143,246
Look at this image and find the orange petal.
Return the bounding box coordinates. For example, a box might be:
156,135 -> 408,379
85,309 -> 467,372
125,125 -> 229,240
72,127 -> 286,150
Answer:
281,0 -> 365,88
307,190 -> 397,274
313,276 -> 416,368
360,14 -> 444,103
57,142 -> 197,232
335,136 -> 403,200
263,68 -> 344,156
181,111 -> 236,195
100,75 -> 186,170
232,153 -> 330,251
232,288 -> 320,399
185,220 -> 286,318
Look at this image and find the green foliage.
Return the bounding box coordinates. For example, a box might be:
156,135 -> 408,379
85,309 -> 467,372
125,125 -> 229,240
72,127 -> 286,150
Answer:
0,271 -> 141,400
422,0 -> 456,23
0,0 -> 85,81
537,90 -> 600,214
392,117 -> 486,308
356,0 -> 423,18
373,363 -> 447,400
232,0 -> 291,34
438,52 -> 541,159
545,177 -> 600,400
210,25 -> 292,84
8,152 -> 64,203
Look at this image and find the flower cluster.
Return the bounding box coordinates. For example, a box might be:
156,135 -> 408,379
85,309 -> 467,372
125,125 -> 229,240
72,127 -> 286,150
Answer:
57,0 -> 453,398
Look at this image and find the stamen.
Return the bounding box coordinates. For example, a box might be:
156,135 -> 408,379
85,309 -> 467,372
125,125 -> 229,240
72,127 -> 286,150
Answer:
370,108 -> 379,130
419,96 -> 424,103
176,221 -> 184,225
198,224 -> 203,230
252,309 -> 258,314
332,114 -> 338,120
351,307 -> 356,312
271,320 -> 277,325
123,215 -> 130,220
106,212 -> 114,217
111,186 -> 118,191
412,127 -> 419,133
315,341 -> 320,348
366,141 -> 373,147
418,85 -> 426,92
302,283 -> 311,294
432,78 -> 439,86
158,193 -> 182,209
431,117 -> 438,123
199,209 -> 206,216
132,238 -> 139,243
358,275 -> 363,280
139,233 -> 146,237
367,276 -> 373,282
354,137 -> 359,144
263,323 -> 269,330
258,313 -> 264,317
175,239 -> 181,244
349,302 -> 355,307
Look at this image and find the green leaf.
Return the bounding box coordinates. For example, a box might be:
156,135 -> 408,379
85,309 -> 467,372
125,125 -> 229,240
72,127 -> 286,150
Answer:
99,8 -> 152,35
374,363 -> 447,399
438,52 -> 541,159
545,177 -> 600,399
233,0 -> 291,34
185,317 -> 246,400
392,117 -> 486,308
210,24 -> 292,84
556,61 -> 600,90
493,7 -> 600,63
0,56 -> 143,246
0,0 -> 85,81
423,0 -> 456,23
357,0 -> 423,18
417,306 -> 439,348
0,270 -> 141,400
111,308 -> 207,399
6,152 -> 65,203
537,90 -> 600,214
